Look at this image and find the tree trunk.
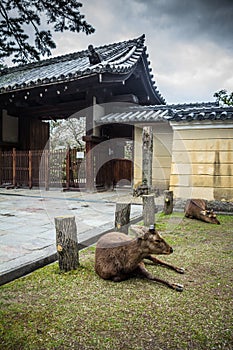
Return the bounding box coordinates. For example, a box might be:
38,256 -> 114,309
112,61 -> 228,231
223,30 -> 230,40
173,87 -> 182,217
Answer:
115,202 -> 131,234
55,216 -> 79,272
163,190 -> 173,215
143,194 -> 155,226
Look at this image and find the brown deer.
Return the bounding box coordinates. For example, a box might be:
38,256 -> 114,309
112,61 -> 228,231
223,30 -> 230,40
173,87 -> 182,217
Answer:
95,225 -> 184,292
185,199 -> 220,224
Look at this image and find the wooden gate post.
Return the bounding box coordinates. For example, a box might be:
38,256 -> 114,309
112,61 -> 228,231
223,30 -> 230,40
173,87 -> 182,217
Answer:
55,216 -> 79,272
12,148 -> 16,187
85,140 -> 95,192
44,150 -> 49,191
143,194 -> 155,226
65,147 -> 70,189
0,149 -> 2,185
115,202 -> 131,234
163,190 -> 173,215
28,150 -> 32,189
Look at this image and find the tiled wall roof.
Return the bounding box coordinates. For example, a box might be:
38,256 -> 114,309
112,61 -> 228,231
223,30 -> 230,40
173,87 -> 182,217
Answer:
97,102 -> 233,124
0,34 -> 162,102
99,108 -> 170,124
169,104 -> 233,122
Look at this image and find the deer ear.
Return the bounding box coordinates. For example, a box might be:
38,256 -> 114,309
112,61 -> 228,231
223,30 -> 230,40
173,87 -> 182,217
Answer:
136,231 -> 150,241
130,225 -> 145,237
143,231 -> 150,240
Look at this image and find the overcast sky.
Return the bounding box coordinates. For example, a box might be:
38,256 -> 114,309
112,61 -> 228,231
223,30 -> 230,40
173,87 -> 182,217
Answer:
52,0 -> 233,104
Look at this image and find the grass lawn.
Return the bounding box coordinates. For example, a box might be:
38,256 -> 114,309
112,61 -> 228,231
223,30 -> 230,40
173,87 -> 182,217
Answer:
0,212 -> 232,350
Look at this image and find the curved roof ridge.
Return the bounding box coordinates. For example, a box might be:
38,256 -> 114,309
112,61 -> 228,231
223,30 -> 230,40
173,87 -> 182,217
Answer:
0,34 -> 145,76
0,34 -> 165,105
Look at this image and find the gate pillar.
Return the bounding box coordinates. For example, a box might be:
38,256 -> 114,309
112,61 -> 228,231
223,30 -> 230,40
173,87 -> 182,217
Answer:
83,135 -> 106,192
85,139 -> 95,192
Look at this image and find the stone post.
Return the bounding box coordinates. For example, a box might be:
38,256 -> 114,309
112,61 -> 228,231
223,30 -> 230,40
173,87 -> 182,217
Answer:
142,126 -> 153,189
143,194 -> 155,226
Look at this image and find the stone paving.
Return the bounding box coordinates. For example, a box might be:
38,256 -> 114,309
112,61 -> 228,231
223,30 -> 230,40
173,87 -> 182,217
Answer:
0,187 -> 143,285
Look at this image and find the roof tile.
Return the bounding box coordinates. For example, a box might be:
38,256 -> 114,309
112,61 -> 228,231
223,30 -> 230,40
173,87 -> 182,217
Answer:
96,103 -> 233,124
0,35 -> 151,95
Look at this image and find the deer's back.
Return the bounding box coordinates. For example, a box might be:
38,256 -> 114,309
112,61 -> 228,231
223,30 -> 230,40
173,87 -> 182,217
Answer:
185,199 -> 206,216
95,232 -> 137,280
96,232 -> 133,249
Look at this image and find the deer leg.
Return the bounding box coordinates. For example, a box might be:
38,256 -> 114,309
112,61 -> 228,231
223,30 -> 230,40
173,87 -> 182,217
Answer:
135,262 -> 183,292
112,274 -> 129,282
145,255 -> 185,274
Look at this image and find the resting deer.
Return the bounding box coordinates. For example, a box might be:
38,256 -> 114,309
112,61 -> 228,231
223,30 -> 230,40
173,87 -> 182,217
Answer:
185,199 -> 220,224
95,225 -> 184,292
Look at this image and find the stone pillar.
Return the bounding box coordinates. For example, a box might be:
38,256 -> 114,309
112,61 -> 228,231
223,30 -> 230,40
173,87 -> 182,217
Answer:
142,126 -> 153,189
143,194 -> 155,226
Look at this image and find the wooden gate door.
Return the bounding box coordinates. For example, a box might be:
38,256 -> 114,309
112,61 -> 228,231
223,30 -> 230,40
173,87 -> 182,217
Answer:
96,158 -> 133,189
113,159 -> 133,185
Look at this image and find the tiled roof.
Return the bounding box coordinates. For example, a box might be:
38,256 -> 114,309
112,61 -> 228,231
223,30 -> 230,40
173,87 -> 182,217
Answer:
0,34 -> 164,102
98,108 -> 170,124
169,105 -> 233,122
97,102 -> 233,124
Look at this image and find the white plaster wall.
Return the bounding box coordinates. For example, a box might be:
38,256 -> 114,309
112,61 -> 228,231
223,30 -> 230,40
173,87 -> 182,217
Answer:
169,122 -> 233,201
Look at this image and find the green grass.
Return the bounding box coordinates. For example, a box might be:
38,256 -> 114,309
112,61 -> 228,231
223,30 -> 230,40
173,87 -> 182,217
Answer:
0,213 -> 233,350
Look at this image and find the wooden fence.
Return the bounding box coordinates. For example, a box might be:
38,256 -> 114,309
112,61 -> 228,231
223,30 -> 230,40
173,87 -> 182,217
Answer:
0,148 -> 86,189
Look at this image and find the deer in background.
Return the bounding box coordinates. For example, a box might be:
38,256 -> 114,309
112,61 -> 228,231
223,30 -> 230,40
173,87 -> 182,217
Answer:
185,199 -> 220,224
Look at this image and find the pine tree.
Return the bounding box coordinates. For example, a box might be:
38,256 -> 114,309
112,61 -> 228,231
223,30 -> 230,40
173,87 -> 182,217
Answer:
0,0 -> 94,64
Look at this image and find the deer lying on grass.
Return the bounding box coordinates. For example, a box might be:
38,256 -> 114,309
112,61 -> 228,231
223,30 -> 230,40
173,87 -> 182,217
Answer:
95,225 -> 184,292
185,199 -> 220,224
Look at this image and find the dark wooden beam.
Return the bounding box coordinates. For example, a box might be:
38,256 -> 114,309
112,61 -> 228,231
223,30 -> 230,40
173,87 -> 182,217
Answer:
12,99 -> 88,119
107,94 -> 139,104
82,135 -> 108,143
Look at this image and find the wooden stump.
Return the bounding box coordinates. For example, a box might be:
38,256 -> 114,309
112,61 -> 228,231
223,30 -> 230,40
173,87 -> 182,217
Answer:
163,190 -> 173,215
143,194 -> 155,226
115,202 -> 131,234
55,216 -> 79,272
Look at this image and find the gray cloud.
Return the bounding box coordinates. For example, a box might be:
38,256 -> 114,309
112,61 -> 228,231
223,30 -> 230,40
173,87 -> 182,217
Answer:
52,0 -> 233,103
131,0 -> 233,49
